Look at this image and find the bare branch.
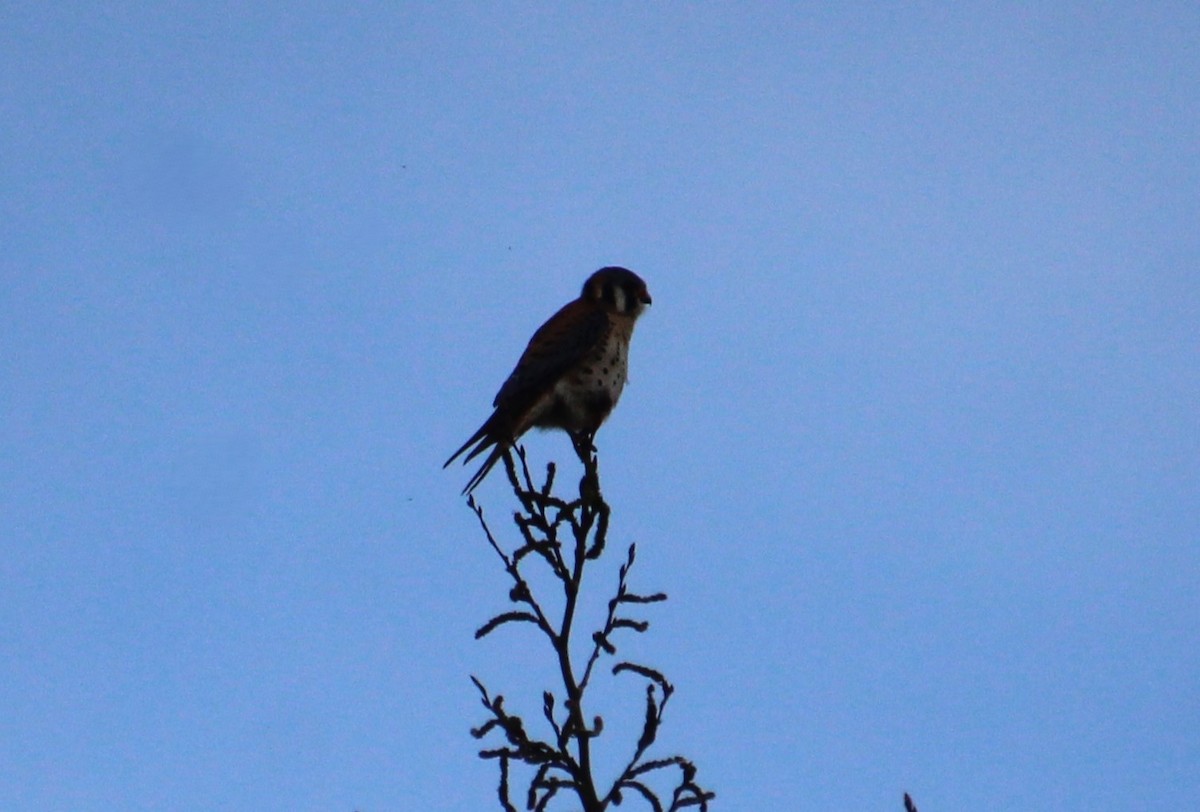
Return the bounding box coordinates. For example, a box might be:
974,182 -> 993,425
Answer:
475,611 -> 542,639
464,443 -> 712,810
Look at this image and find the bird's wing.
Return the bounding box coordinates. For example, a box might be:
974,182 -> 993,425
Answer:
492,299 -> 609,410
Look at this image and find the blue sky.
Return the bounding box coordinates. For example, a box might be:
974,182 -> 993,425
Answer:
2,3 -> 1197,810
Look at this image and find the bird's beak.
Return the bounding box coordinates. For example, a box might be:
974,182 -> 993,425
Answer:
640,290 -> 653,305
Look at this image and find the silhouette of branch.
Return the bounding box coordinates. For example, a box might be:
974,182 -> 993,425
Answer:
465,440 -> 713,810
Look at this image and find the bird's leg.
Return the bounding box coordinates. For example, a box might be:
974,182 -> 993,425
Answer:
569,430 -> 598,462
568,430 -> 602,507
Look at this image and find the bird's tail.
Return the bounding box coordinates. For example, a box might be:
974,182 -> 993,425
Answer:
444,415 -> 510,494
460,444 -> 506,494
443,422 -> 490,469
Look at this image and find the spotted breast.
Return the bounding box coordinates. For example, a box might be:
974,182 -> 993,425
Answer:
542,316 -> 635,435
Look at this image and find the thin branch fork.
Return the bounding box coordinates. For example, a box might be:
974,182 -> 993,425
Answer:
467,440 -> 712,811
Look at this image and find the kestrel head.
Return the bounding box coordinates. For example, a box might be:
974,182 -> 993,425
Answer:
582,266 -> 653,317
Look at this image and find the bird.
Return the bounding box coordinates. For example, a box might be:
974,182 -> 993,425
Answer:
445,266 -> 652,494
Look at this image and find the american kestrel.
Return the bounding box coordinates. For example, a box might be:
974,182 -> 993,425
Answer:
445,266 -> 652,494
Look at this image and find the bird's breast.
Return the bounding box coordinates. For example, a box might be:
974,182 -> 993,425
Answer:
541,330 -> 631,434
